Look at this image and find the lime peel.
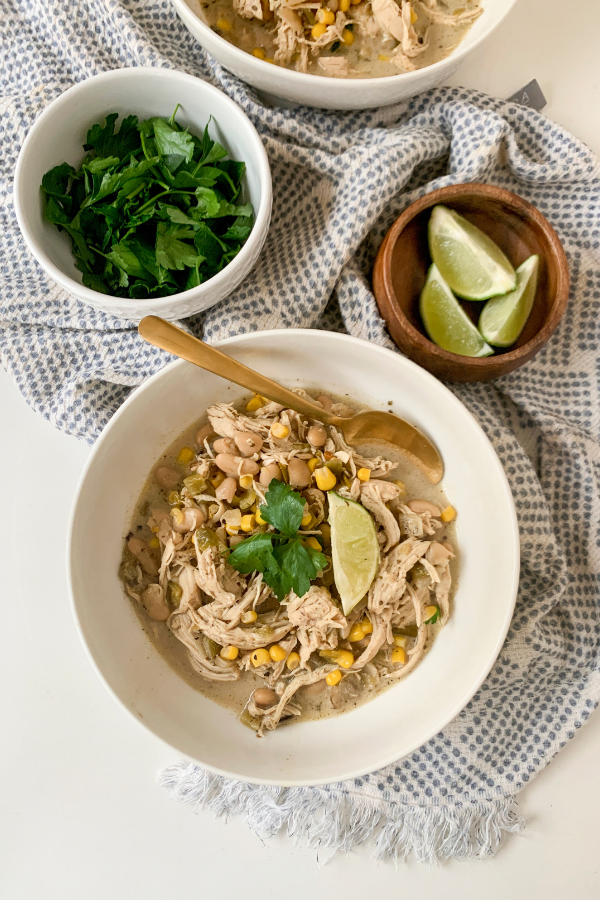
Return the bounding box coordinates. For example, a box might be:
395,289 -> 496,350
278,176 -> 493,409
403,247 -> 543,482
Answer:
420,264 -> 493,358
428,205 -> 517,301
328,491 -> 379,616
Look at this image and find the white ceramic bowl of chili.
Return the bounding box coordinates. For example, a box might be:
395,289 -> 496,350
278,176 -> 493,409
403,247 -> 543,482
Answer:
171,0 -> 519,110
68,329 -> 519,786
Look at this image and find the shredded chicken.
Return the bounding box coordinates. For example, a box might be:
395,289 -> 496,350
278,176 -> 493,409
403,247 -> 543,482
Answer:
121,392 -> 456,736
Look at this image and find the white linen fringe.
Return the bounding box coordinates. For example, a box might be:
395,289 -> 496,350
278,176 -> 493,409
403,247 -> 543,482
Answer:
158,762 -> 524,863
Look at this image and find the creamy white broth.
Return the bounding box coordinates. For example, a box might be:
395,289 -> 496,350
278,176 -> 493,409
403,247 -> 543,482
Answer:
122,391 -> 458,730
189,0 -> 481,79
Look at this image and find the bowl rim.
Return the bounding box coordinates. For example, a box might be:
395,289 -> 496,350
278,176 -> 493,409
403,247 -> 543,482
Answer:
374,182 -> 570,371
171,0 -> 520,89
13,66 -> 272,313
66,328 -> 520,786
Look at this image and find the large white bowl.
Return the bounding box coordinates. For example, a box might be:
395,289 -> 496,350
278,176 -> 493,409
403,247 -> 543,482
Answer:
68,330 -> 519,786
14,68 -> 272,322
172,0 -> 519,110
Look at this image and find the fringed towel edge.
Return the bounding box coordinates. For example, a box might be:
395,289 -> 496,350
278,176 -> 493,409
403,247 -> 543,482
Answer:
158,762 -> 524,863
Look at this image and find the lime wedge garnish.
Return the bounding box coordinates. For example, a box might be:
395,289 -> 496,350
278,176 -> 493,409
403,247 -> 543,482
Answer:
420,264 -> 493,357
478,255 -> 539,347
328,492 -> 379,615
428,205 -> 517,300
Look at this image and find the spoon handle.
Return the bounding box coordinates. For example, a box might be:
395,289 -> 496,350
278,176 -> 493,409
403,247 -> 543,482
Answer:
138,316 -> 339,425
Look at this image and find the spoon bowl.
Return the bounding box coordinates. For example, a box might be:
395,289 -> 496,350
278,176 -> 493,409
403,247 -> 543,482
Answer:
138,316 -> 444,483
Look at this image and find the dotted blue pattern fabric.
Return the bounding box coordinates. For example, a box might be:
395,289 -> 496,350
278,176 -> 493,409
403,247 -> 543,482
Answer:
3,0 -> 600,860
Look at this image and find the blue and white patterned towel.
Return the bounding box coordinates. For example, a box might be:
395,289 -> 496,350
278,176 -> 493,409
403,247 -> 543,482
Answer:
3,0 -> 600,863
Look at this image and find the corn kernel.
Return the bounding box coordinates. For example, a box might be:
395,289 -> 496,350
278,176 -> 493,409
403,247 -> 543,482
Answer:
271,422 -> 290,440
208,503 -> 219,518
264,57 -> 275,64
239,473 -> 254,490
350,0 -> 361,6
339,0 -> 350,10
348,622 -> 365,642
252,47 -> 266,59
317,7 -> 335,23
311,22 -> 328,39
424,605 -> 438,622
171,507 -> 184,526
394,479 -> 406,494
220,645 -> 239,661
307,457 -> 320,473
393,634 -> 407,648
314,467 -> 337,491
167,490 -> 181,506
304,536 -> 322,551
360,617 -> 373,635
441,505 -> 456,522
246,395 -> 265,412
378,53 -> 390,61
391,647 -> 406,665
286,652 -> 301,671
269,644 -> 287,662
241,610 -> 258,624
255,507 -> 266,525
216,16 -> 231,29
150,525 -> 158,534
341,28 -> 355,45
148,536 -> 160,550
177,446 -> 195,466
326,669 -> 342,686
225,523 -> 239,536
210,471 -> 225,488
410,3 -> 418,22
301,512 -> 313,527
240,514 -> 255,532
251,648 -> 271,667
336,649 -> 354,669
357,467 -> 371,482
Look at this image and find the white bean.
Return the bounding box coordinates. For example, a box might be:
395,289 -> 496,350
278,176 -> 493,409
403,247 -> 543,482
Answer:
195,424 -> 216,448
141,584 -> 170,621
307,424 -> 327,447
408,500 -> 442,517
253,688 -> 278,707
127,537 -> 158,576
259,463 -> 283,487
234,431 -> 264,456
172,507 -> 206,534
288,458 -> 311,488
155,466 -> 180,489
216,476 -> 237,503
215,454 -> 259,477
213,437 -> 237,455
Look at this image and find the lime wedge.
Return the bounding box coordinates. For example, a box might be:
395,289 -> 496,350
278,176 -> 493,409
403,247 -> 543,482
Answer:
328,492 -> 379,615
428,205 -> 517,300
420,264 -> 493,357
479,255 -> 539,347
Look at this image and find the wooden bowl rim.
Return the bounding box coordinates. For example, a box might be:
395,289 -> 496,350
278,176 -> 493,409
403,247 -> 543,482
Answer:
377,183 -> 570,372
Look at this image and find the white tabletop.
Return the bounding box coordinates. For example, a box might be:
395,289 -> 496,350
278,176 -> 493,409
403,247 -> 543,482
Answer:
3,1 -> 600,895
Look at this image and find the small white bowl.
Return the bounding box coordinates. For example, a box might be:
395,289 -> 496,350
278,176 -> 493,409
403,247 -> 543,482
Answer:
14,68 -> 272,322
171,0 -> 519,110
68,330 -> 519,786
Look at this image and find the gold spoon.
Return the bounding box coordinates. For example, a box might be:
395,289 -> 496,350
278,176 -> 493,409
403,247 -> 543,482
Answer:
138,316 -> 444,484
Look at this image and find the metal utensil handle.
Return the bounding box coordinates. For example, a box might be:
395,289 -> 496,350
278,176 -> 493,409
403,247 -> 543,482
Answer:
138,317 -> 339,425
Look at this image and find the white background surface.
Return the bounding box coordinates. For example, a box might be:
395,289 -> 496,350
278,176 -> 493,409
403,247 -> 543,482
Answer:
2,0 -> 600,895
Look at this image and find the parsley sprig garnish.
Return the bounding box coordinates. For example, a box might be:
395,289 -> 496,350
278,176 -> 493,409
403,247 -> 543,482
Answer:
40,109 -> 253,299
228,481 -> 328,601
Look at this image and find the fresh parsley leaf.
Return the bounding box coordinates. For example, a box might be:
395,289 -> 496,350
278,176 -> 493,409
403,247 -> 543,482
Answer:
107,243 -> 150,279
259,481 -> 306,538
84,113 -> 140,160
148,117 -> 194,171
272,539 -> 327,600
228,533 -> 277,575
155,223 -> 200,270
41,163 -> 75,215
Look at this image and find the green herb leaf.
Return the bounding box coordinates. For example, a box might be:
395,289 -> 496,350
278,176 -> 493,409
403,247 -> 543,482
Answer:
424,606 -> 441,624
272,539 -> 327,599
148,117 -> 194,171
259,481 -> 306,538
107,242 -> 150,279
84,113 -> 140,160
155,223 -> 200,270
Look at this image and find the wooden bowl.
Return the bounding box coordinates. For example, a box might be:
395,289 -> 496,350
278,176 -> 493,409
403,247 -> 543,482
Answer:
372,183 -> 570,382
